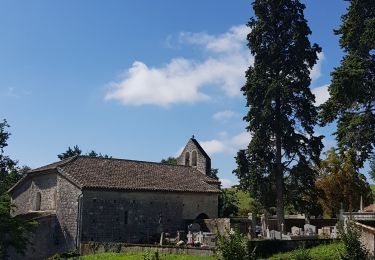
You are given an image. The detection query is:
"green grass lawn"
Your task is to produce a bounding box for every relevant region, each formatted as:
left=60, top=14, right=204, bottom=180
left=266, top=242, right=344, bottom=260
left=79, top=252, right=214, bottom=260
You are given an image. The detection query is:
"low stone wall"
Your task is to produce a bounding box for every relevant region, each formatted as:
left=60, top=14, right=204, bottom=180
left=80, top=242, right=214, bottom=257
left=355, top=221, right=375, bottom=256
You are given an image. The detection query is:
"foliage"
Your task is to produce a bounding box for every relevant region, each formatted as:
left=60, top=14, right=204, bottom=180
left=0, top=119, right=37, bottom=257
left=160, top=157, right=177, bottom=165
left=320, top=0, right=375, bottom=168
left=218, top=189, right=239, bottom=217
left=58, top=145, right=82, bottom=160
left=215, top=226, right=252, bottom=260
left=87, top=150, right=111, bottom=158
left=338, top=221, right=369, bottom=260
left=0, top=119, right=25, bottom=194
left=143, top=251, right=161, bottom=260
left=316, top=148, right=373, bottom=217
left=58, top=145, right=110, bottom=160
left=0, top=194, right=37, bottom=258
left=267, top=242, right=344, bottom=260
left=369, top=153, right=375, bottom=182
left=238, top=0, right=323, bottom=228
left=208, top=168, right=219, bottom=180
left=285, top=161, right=323, bottom=217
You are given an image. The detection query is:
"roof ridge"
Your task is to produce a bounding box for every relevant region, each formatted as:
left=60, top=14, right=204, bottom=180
left=190, top=138, right=210, bottom=160
left=76, top=155, right=192, bottom=168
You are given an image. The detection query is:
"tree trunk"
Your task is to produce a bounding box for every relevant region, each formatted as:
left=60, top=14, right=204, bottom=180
left=275, top=96, right=284, bottom=231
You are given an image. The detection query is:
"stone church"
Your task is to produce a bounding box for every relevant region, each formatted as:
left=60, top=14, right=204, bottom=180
left=9, top=137, right=220, bottom=259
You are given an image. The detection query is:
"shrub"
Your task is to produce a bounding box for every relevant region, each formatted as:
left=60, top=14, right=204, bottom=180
left=215, top=226, right=254, bottom=260
left=338, top=220, right=369, bottom=260
left=291, top=246, right=312, bottom=260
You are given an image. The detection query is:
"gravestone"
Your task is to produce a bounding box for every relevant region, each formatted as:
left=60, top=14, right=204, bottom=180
left=322, top=226, right=331, bottom=236
left=331, top=226, right=338, bottom=239
left=304, top=224, right=316, bottom=235
left=270, top=230, right=282, bottom=239
left=291, top=226, right=300, bottom=236
left=196, top=231, right=204, bottom=244
left=187, top=231, right=193, bottom=244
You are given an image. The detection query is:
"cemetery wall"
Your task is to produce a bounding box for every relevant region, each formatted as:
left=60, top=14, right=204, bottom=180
left=80, top=242, right=214, bottom=256
left=355, top=221, right=375, bottom=256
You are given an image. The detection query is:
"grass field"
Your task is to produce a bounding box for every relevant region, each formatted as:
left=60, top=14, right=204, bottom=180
left=266, top=242, right=344, bottom=260
left=79, top=252, right=215, bottom=260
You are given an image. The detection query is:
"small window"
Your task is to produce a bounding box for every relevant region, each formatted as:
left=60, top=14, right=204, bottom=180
left=192, top=150, right=197, bottom=166
left=185, top=152, right=190, bottom=166
left=124, top=211, right=128, bottom=225
left=52, top=190, right=57, bottom=209
left=35, top=192, right=41, bottom=211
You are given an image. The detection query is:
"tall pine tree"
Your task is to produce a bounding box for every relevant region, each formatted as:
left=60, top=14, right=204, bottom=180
left=320, top=0, right=375, bottom=167
left=238, top=0, right=323, bottom=229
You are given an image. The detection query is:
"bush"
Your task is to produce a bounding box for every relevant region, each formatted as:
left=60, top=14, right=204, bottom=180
left=268, top=242, right=344, bottom=260
left=215, top=226, right=254, bottom=260
left=338, top=220, right=369, bottom=260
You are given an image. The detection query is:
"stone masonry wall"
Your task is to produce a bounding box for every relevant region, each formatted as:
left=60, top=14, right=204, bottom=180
left=11, top=171, right=57, bottom=216
left=80, top=190, right=218, bottom=243
left=176, top=139, right=211, bottom=175
left=8, top=215, right=66, bottom=260
left=56, top=175, right=81, bottom=252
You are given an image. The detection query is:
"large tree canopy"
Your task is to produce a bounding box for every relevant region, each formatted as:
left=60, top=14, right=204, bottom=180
left=320, top=0, right=375, bottom=167
left=238, top=0, right=323, bottom=228
left=316, top=148, right=373, bottom=217
left=58, top=145, right=110, bottom=160
left=0, top=120, right=36, bottom=258
left=0, top=119, right=25, bottom=194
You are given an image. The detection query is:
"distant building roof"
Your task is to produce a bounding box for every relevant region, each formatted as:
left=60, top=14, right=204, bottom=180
left=12, top=156, right=220, bottom=194
left=364, top=204, right=375, bottom=212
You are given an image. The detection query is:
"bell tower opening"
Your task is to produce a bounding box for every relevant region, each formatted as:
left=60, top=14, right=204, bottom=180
left=192, top=150, right=197, bottom=166
left=185, top=152, right=190, bottom=166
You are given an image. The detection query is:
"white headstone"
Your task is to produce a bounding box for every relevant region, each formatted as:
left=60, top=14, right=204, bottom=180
left=291, top=226, right=300, bottom=236
left=196, top=231, right=204, bottom=244
left=304, top=224, right=316, bottom=235
left=187, top=231, right=193, bottom=244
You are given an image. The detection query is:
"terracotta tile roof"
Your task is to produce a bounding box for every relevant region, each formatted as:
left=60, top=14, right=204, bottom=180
left=31, top=156, right=220, bottom=193
left=364, top=204, right=375, bottom=212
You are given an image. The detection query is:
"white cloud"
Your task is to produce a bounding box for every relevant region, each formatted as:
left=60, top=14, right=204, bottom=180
left=213, top=110, right=236, bottom=121
left=310, top=52, right=325, bottom=82
left=200, top=131, right=251, bottom=156
left=174, top=132, right=251, bottom=157
left=312, top=84, right=330, bottom=106
left=105, top=25, right=252, bottom=107
left=179, top=25, right=249, bottom=54
left=220, top=178, right=238, bottom=189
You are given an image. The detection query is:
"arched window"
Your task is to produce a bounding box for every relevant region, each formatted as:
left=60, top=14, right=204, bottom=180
left=196, top=213, right=209, bottom=219
left=192, top=151, right=197, bottom=166
left=52, top=190, right=57, bottom=209
left=185, top=152, right=190, bottom=166
left=35, top=192, right=41, bottom=211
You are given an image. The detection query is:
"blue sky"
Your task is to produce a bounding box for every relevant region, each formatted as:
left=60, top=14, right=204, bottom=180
left=2, top=0, right=367, bottom=187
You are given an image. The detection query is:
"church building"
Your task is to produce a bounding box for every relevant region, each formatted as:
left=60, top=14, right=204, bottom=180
left=8, top=137, right=220, bottom=259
